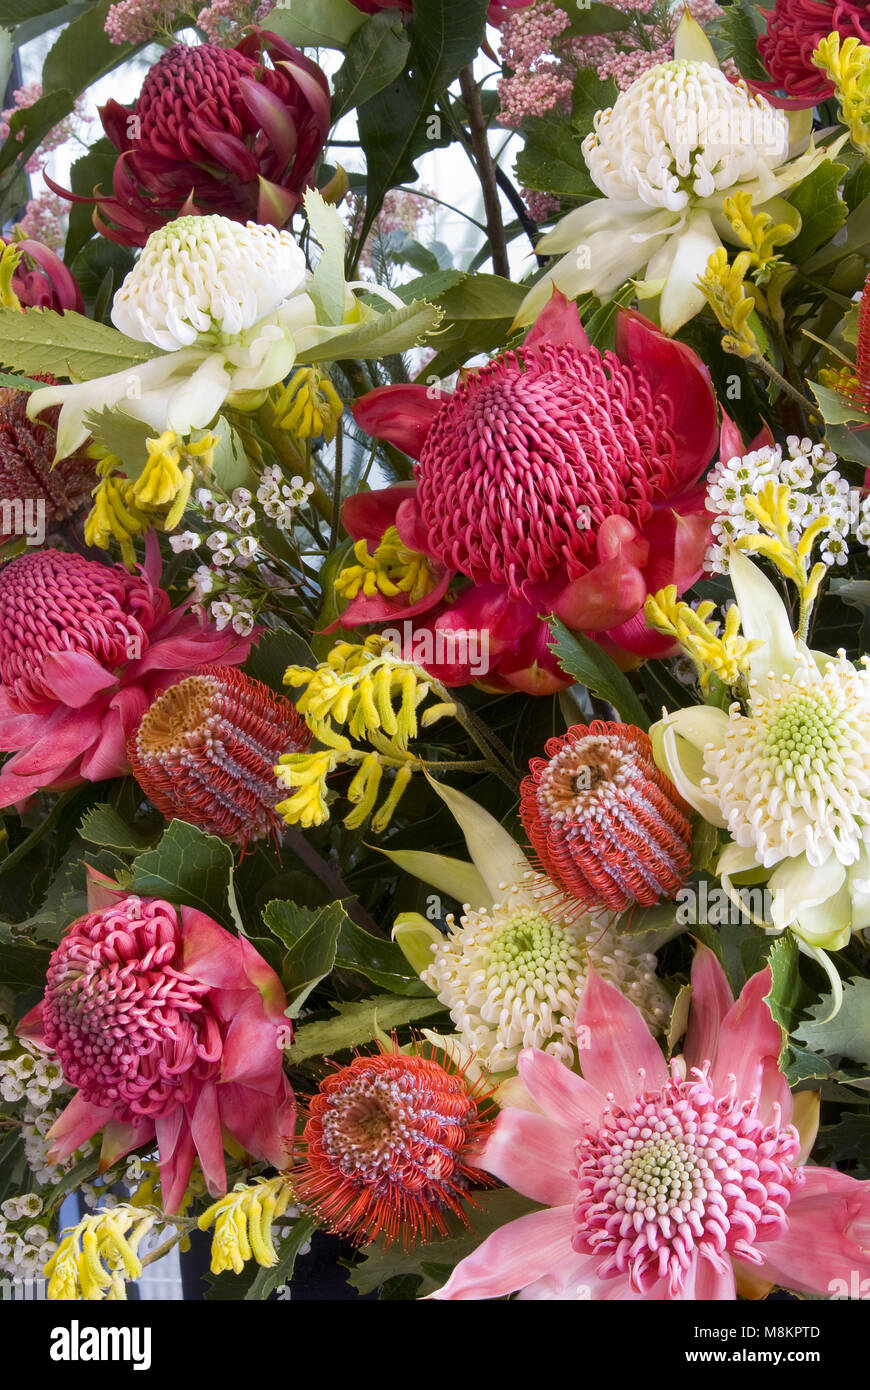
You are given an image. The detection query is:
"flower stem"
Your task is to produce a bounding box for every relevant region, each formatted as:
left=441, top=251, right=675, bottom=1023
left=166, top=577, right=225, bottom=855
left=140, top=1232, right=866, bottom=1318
left=457, top=66, right=509, bottom=279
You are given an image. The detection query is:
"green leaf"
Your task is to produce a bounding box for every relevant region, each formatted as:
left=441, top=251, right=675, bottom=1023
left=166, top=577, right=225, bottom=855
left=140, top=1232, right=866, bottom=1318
left=783, top=1040, right=838, bottom=1085
left=209, top=416, right=256, bottom=494
left=792, top=977, right=870, bottom=1065
left=825, top=419, right=870, bottom=468
left=262, top=899, right=343, bottom=1016
left=301, top=299, right=442, bottom=364
left=245, top=626, right=316, bottom=694
left=809, top=379, right=869, bottom=426
left=815, top=1114, right=870, bottom=1177
left=802, top=191, right=870, bottom=274
left=244, top=1217, right=317, bottom=1300
left=514, top=115, right=598, bottom=198
left=547, top=618, right=650, bottom=729
left=0, top=371, right=50, bottom=391
left=332, top=10, right=410, bottom=123
left=306, top=189, right=349, bottom=328
left=408, top=273, right=525, bottom=379
left=0, top=939, right=52, bottom=989
left=786, top=161, right=849, bottom=263
left=286, top=994, right=445, bottom=1063
left=0, top=0, right=77, bottom=22
left=356, top=0, right=489, bottom=244
left=265, top=0, right=366, bottom=50
left=83, top=407, right=153, bottom=470
left=78, top=804, right=156, bottom=856
left=0, top=307, right=157, bottom=380
left=711, top=0, right=768, bottom=80
left=70, top=235, right=134, bottom=319
left=336, top=916, right=432, bottom=996
left=64, top=137, right=120, bottom=265
left=0, top=89, right=74, bottom=177
left=764, top=933, right=801, bottom=1040
left=43, top=0, right=137, bottom=95
left=562, top=3, right=631, bottom=35
left=129, top=821, right=239, bottom=932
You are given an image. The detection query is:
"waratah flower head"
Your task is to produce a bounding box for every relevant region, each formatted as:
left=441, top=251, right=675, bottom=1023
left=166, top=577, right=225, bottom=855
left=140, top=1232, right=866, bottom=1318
left=1, top=235, right=83, bottom=312
left=293, top=1046, right=494, bottom=1246
left=19, top=894, right=295, bottom=1213
left=756, top=0, right=870, bottom=106
left=111, top=214, right=308, bottom=351
left=70, top=30, right=331, bottom=246
left=0, top=380, right=95, bottom=540
left=430, top=948, right=870, bottom=1300
left=421, top=877, right=670, bottom=1073
left=520, top=721, right=694, bottom=912
left=0, top=540, right=253, bottom=807
left=129, top=665, right=311, bottom=844
left=583, top=60, right=790, bottom=212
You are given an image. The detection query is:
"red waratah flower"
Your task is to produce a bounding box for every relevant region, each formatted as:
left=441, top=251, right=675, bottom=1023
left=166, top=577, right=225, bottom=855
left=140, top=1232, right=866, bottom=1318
left=54, top=29, right=330, bottom=246
left=520, top=721, right=693, bottom=913
left=293, top=1046, right=494, bottom=1246
left=0, top=535, right=253, bottom=807
left=756, top=0, right=870, bottom=107
left=0, top=379, right=95, bottom=541
left=128, top=665, right=311, bottom=844
left=430, top=948, right=870, bottom=1300
left=342, top=291, right=718, bottom=694
left=2, top=235, right=83, bottom=311
left=18, top=893, right=295, bottom=1212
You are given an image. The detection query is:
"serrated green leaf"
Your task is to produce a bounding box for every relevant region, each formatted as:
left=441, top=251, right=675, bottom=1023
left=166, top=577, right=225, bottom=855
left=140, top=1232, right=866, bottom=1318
left=129, top=821, right=239, bottom=932
left=83, top=407, right=152, bottom=471
left=78, top=804, right=156, bottom=855
left=336, top=916, right=432, bottom=995
left=331, top=10, right=410, bottom=123
left=286, top=994, right=445, bottom=1064
left=810, top=379, right=869, bottom=426
left=0, top=307, right=157, bottom=380
left=514, top=116, right=598, bottom=198
left=547, top=618, right=650, bottom=729
left=816, top=1113, right=870, bottom=1177
left=765, top=933, right=800, bottom=1042
left=262, top=899, right=344, bottom=1016
left=302, top=299, right=442, bottom=364
left=244, top=1217, right=317, bottom=1300
left=712, top=0, right=768, bottom=80
left=792, top=977, right=870, bottom=1064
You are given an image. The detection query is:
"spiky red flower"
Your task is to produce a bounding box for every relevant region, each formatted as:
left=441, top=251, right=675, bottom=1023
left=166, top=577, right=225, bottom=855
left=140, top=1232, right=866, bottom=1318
left=294, top=1048, right=494, bottom=1246
left=128, top=665, right=311, bottom=844
left=0, top=379, right=95, bottom=541
left=55, top=30, right=330, bottom=246
left=520, top=720, right=693, bottom=913
left=19, top=893, right=295, bottom=1212
left=756, top=0, right=870, bottom=107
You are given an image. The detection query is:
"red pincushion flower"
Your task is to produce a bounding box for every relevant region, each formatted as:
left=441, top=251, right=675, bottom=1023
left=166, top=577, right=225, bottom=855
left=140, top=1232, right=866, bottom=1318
left=520, top=720, right=693, bottom=913
left=19, top=894, right=295, bottom=1212
left=0, top=378, right=95, bottom=541
left=293, top=1047, right=494, bottom=1246
left=129, top=665, right=311, bottom=844
left=756, top=0, right=870, bottom=107
left=0, top=536, right=253, bottom=807
left=342, top=292, right=718, bottom=694
left=54, top=30, right=330, bottom=246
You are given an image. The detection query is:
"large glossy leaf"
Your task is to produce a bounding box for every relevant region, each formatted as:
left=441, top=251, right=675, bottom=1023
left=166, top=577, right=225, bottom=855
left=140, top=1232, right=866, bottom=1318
left=547, top=618, right=650, bottom=729
left=331, top=10, right=410, bottom=123
left=286, top=994, right=445, bottom=1063
left=130, top=821, right=240, bottom=932
left=262, top=899, right=344, bottom=1016
left=0, top=307, right=157, bottom=380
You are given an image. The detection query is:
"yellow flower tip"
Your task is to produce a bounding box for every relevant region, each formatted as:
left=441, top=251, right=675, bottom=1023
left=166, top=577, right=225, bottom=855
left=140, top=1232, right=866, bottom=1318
left=46, top=1207, right=158, bottom=1302
left=0, top=242, right=23, bottom=311
left=272, top=368, right=344, bottom=441
left=335, top=526, right=437, bottom=607
left=198, top=1178, right=293, bottom=1277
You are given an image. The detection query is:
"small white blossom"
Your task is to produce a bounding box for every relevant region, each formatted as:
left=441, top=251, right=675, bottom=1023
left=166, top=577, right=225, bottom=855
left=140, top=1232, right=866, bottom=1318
left=169, top=530, right=201, bottom=553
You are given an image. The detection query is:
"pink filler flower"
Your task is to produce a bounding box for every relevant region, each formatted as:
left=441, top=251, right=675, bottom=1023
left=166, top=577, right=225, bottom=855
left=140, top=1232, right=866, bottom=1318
left=431, top=945, right=870, bottom=1300
left=0, top=534, right=253, bottom=807
left=19, top=889, right=294, bottom=1212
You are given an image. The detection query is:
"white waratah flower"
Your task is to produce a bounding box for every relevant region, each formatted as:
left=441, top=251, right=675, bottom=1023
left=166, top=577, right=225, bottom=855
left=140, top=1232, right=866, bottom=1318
left=421, top=878, right=669, bottom=1073
left=514, top=11, right=842, bottom=335
left=652, top=547, right=870, bottom=983
left=111, top=216, right=308, bottom=351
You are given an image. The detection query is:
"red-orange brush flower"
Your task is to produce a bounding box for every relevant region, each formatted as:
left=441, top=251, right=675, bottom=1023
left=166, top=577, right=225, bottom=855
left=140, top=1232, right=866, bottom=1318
left=520, top=720, right=693, bottom=914
left=128, top=665, right=310, bottom=844
left=293, top=1047, right=495, bottom=1247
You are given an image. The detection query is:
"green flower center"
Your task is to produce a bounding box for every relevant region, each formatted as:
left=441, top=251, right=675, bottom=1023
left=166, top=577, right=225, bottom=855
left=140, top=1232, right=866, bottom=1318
left=488, top=912, right=575, bottom=978
left=763, top=692, right=847, bottom=777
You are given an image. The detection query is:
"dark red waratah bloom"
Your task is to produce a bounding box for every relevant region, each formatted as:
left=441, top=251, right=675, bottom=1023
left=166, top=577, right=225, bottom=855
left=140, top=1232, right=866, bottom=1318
left=2, top=236, right=83, bottom=311
left=293, top=1046, right=494, bottom=1247
left=0, top=378, right=95, bottom=541
left=0, top=535, right=253, bottom=807
left=756, top=0, right=870, bottom=107
left=342, top=291, right=718, bottom=694
left=19, top=894, right=295, bottom=1212
left=128, top=665, right=311, bottom=844
left=520, top=721, right=693, bottom=914
left=53, top=30, right=330, bottom=246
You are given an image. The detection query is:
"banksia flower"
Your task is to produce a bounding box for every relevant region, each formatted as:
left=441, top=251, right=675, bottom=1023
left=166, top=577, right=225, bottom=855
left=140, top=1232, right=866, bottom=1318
left=66, top=30, right=330, bottom=245
left=520, top=721, right=693, bottom=913
left=293, top=1047, right=494, bottom=1246
left=0, top=380, right=95, bottom=540
left=19, top=894, right=295, bottom=1213
left=129, top=665, right=311, bottom=844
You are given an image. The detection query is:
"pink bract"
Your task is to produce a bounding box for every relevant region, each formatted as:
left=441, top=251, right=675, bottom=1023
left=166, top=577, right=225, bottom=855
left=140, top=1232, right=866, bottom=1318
left=0, top=534, right=253, bottom=807
left=430, top=946, right=870, bottom=1300
left=343, top=292, right=718, bottom=692
left=18, top=895, right=294, bottom=1213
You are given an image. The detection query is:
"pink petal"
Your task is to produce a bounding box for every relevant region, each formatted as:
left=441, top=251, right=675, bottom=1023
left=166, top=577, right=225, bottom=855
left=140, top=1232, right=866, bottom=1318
left=155, top=1108, right=197, bottom=1214
left=238, top=932, right=287, bottom=1020
left=692, top=1257, right=737, bottom=1299
left=219, top=997, right=283, bottom=1092
left=523, top=288, right=591, bottom=353
left=753, top=1169, right=870, bottom=1297
left=597, top=612, right=678, bottom=661
left=478, top=1108, right=577, bottom=1206
left=516, top=1049, right=606, bottom=1132
left=40, top=650, right=118, bottom=706
left=99, top=1118, right=155, bottom=1170
left=47, top=1093, right=115, bottom=1163
left=575, top=968, right=669, bottom=1106
left=16, top=1000, right=46, bottom=1046
left=189, top=1081, right=226, bottom=1197
left=516, top=1252, right=607, bottom=1300
left=710, top=966, right=782, bottom=1104
left=684, top=943, right=734, bottom=1072
left=180, top=907, right=244, bottom=988
left=428, top=1205, right=576, bottom=1300
left=341, top=483, right=415, bottom=543
left=640, top=505, right=712, bottom=595
left=219, top=1078, right=295, bottom=1171
left=352, top=384, right=444, bottom=459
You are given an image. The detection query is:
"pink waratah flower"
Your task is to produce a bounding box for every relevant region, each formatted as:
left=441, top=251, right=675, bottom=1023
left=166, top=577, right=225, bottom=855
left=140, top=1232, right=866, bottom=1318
left=343, top=292, right=717, bottom=694
left=2, top=235, right=83, bottom=312
left=431, top=946, right=870, bottom=1300
left=0, top=534, right=253, bottom=807
left=19, top=893, right=295, bottom=1212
